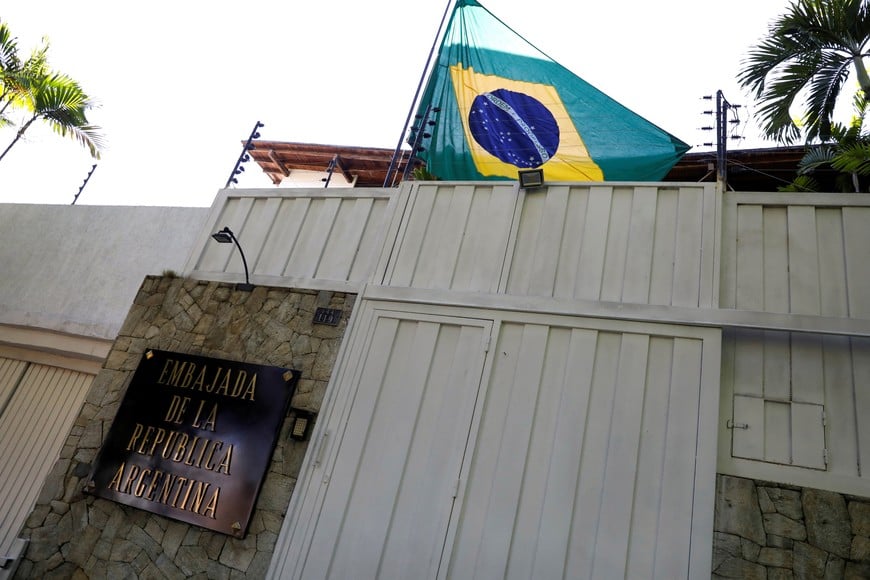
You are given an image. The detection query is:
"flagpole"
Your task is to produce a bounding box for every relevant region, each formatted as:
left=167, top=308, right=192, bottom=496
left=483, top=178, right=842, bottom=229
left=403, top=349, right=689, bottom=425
left=383, top=0, right=455, bottom=187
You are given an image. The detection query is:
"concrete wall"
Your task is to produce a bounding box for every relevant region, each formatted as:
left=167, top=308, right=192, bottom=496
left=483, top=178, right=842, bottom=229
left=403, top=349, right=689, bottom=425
left=0, top=205, right=208, bottom=339
left=15, top=276, right=354, bottom=579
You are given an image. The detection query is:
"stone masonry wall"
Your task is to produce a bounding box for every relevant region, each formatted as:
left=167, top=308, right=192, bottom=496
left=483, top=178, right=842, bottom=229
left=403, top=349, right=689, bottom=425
left=15, top=276, right=354, bottom=579
left=714, top=474, right=870, bottom=579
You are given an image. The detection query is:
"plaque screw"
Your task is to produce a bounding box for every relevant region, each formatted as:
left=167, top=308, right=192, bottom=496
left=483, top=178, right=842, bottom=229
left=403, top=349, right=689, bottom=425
left=145, top=350, right=154, bottom=359
left=232, top=522, right=241, bottom=530
left=283, top=371, right=294, bottom=382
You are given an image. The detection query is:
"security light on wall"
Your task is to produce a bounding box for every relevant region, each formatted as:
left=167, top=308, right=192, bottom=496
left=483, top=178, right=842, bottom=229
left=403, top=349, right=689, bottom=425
left=211, top=226, right=255, bottom=291
left=518, top=168, right=544, bottom=189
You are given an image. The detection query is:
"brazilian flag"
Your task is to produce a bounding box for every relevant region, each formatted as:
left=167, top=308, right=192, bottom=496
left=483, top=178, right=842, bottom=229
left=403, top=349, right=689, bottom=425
left=413, top=0, right=690, bottom=182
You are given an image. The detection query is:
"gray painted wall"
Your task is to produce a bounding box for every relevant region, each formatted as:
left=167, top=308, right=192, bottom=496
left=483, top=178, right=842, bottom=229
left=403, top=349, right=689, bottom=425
left=0, top=204, right=208, bottom=339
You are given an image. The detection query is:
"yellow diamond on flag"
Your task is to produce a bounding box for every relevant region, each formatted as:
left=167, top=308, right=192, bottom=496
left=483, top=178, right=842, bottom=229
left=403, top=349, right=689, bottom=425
left=449, top=64, right=604, bottom=181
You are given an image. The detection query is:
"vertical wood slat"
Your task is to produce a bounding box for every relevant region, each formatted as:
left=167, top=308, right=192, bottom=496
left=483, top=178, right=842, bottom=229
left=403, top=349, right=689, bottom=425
left=422, top=186, right=477, bottom=290
left=843, top=207, right=870, bottom=319
left=621, top=187, right=658, bottom=304
left=787, top=206, right=821, bottom=315
left=764, top=401, right=791, bottom=464
left=527, top=186, right=570, bottom=297
left=461, top=185, right=519, bottom=294
left=599, top=188, right=634, bottom=302
left=552, top=188, right=591, bottom=299
left=671, top=187, right=704, bottom=307
left=698, top=183, right=720, bottom=309
left=574, top=187, right=613, bottom=301
left=791, top=333, right=825, bottom=404
left=254, top=198, right=312, bottom=276
left=648, top=188, right=679, bottom=306
left=791, top=402, right=826, bottom=470
left=816, top=208, right=849, bottom=317
left=0, top=364, right=93, bottom=559
left=316, top=197, right=374, bottom=281
left=735, top=205, right=764, bottom=311
left=471, top=185, right=520, bottom=294
left=851, top=338, right=870, bottom=478
left=238, top=197, right=282, bottom=273
left=0, top=357, right=27, bottom=413
left=763, top=331, right=791, bottom=401
left=347, top=200, right=387, bottom=283
left=407, top=188, right=461, bottom=289
left=823, top=335, right=859, bottom=477
left=284, top=198, right=342, bottom=278
left=733, top=330, right=764, bottom=397
left=389, top=185, right=440, bottom=288
left=763, top=207, right=790, bottom=313
left=719, top=196, right=739, bottom=309
left=507, top=189, right=547, bottom=296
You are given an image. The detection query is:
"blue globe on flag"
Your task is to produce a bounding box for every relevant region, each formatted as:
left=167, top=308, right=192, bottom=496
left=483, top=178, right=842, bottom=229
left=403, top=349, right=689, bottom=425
left=467, top=88, right=560, bottom=169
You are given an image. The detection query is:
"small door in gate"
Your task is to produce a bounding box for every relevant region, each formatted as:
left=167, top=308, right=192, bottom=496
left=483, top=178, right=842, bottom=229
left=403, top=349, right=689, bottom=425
left=282, top=309, right=492, bottom=579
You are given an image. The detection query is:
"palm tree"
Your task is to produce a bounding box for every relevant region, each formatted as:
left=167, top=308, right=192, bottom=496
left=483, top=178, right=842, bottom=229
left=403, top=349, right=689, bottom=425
left=738, top=0, right=870, bottom=144
left=0, top=20, right=103, bottom=163
left=0, top=71, right=103, bottom=162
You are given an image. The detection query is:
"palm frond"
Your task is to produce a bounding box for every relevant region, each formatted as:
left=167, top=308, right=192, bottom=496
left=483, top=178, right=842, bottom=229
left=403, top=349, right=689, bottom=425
left=0, top=21, right=19, bottom=73
left=803, top=52, right=853, bottom=140
left=830, top=142, right=870, bottom=174
left=797, top=144, right=835, bottom=173
left=778, top=174, right=820, bottom=192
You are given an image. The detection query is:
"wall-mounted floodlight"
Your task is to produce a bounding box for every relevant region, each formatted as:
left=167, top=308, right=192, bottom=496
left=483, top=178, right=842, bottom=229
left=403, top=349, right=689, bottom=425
left=211, top=226, right=254, bottom=291
left=518, top=168, right=545, bottom=189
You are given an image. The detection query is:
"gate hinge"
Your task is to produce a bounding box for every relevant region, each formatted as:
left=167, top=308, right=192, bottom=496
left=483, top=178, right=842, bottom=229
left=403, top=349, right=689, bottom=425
left=727, top=419, right=749, bottom=430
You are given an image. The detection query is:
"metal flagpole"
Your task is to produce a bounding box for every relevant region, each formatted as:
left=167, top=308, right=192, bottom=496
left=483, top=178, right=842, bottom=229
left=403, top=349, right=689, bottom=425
left=383, top=0, right=455, bottom=187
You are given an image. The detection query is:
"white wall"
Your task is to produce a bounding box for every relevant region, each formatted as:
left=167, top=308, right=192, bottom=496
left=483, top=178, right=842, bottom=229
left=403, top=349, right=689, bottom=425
left=0, top=204, right=208, bottom=340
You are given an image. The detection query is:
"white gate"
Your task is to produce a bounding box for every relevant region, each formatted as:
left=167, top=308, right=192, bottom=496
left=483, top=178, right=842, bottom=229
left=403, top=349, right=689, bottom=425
left=268, top=304, right=720, bottom=579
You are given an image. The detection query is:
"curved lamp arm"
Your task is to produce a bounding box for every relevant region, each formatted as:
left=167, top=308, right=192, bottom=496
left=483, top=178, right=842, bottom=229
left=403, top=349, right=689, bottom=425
left=211, top=226, right=254, bottom=291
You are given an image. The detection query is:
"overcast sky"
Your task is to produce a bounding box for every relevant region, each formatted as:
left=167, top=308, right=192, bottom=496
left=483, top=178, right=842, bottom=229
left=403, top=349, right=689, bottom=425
left=0, top=0, right=800, bottom=207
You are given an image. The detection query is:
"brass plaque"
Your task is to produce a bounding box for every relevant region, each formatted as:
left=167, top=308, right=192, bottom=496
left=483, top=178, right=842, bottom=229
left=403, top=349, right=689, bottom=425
left=87, top=350, right=299, bottom=537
